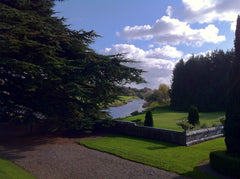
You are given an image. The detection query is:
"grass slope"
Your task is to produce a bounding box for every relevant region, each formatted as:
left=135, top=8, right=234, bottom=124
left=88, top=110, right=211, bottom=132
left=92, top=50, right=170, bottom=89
left=0, top=158, right=35, bottom=179
left=124, top=108, right=224, bottom=131
left=79, top=135, right=226, bottom=178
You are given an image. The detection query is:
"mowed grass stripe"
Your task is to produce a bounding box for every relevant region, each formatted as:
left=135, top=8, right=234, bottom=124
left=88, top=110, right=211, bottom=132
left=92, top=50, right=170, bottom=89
left=79, top=135, right=225, bottom=178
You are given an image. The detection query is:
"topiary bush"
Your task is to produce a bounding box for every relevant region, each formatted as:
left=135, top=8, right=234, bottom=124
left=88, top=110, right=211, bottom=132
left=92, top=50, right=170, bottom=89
left=144, top=111, right=153, bottom=127
left=188, top=105, right=199, bottom=126
left=210, top=150, right=240, bottom=177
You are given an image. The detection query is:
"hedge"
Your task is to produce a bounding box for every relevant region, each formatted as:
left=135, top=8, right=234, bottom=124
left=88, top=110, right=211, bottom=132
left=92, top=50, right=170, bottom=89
left=210, top=150, right=240, bottom=177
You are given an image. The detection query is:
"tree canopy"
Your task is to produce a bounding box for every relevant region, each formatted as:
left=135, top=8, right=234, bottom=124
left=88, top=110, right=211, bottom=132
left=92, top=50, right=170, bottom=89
left=145, top=84, right=170, bottom=105
left=0, top=0, right=145, bottom=131
left=170, top=50, right=234, bottom=112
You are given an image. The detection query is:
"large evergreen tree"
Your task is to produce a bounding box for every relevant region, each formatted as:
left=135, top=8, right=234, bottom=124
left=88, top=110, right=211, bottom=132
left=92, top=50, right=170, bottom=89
left=170, top=50, right=234, bottom=112
left=225, top=15, right=240, bottom=154
left=0, top=0, right=145, bottom=131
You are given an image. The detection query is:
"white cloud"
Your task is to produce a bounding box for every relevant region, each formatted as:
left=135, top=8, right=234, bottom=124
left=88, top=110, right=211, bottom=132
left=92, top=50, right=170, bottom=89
left=117, top=15, right=225, bottom=46
left=182, top=0, right=240, bottom=31
left=102, top=44, right=183, bottom=88
left=166, top=6, right=173, bottom=17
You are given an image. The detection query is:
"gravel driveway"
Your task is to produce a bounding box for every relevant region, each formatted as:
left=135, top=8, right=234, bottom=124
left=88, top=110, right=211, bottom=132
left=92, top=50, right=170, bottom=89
left=0, top=134, right=185, bottom=179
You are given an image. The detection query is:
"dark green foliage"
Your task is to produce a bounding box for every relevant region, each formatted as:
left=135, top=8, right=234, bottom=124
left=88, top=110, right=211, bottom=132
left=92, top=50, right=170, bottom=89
left=188, top=106, right=199, bottom=126
left=130, top=110, right=139, bottom=116
left=0, top=0, right=145, bottom=131
left=120, top=86, right=152, bottom=99
left=131, top=119, right=143, bottom=126
left=225, top=15, right=240, bottom=154
left=144, top=111, right=153, bottom=127
left=210, top=151, right=240, bottom=177
left=170, top=50, right=234, bottom=112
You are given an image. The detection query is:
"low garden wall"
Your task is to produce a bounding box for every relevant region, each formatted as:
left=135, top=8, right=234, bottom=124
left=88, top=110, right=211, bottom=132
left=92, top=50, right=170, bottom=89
left=110, top=120, right=224, bottom=146
left=186, top=126, right=224, bottom=146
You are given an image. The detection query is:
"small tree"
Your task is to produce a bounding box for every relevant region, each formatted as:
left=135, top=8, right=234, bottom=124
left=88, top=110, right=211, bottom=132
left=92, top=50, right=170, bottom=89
left=188, top=105, right=199, bottom=126
left=144, top=111, right=153, bottom=127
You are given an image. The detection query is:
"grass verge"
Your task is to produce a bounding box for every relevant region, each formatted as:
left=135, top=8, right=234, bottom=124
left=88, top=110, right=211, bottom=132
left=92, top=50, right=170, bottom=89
left=0, top=158, right=35, bottom=179
left=79, top=135, right=226, bottom=178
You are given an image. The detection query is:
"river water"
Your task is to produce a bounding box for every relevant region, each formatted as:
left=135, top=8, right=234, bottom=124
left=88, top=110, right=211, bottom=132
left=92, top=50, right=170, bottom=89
left=107, top=99, right=146, bottom=119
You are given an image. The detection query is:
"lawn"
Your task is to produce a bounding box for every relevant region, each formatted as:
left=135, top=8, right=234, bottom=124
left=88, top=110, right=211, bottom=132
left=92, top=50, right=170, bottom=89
left=123, top=107, right=224, bottom=131
left=79, top=135, right=226, bottom=178
left=0, top=158, right=35, bottom=179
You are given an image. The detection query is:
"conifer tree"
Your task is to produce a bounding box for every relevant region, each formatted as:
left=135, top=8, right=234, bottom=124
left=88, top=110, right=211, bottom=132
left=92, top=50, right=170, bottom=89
left=188, top=105, right=199, bottom=126
left=0, top=0, right=145, bottom=131
left=225, top=15, right=240, bottom=154
left=144, top=111, right=153, bottom=127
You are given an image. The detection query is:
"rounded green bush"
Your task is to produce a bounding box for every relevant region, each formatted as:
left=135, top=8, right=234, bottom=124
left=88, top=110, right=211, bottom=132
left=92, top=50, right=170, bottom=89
left=210, top=150, right=240, bottom=177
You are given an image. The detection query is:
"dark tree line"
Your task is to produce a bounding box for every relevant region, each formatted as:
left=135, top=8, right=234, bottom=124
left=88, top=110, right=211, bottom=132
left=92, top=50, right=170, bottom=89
left=225, top=15, right=240, bottom=154
left=0, top=0, right=145, bottom=131
left=170, top=49, right=234, bottom=112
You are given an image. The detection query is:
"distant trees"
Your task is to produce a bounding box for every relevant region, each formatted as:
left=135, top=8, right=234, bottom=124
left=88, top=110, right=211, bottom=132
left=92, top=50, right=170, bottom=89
left=170, top=50, right=234, bottom=112
left=0, top=0, right=145, bottom=131
left=146, top=84, right=170, bottom=105
left=225, top=15, right=240, bottom=154
left=144, top=111, right=153, bottom=127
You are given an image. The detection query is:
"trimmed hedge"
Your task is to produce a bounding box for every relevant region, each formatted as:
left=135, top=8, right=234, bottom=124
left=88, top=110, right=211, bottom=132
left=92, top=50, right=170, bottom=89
left=210, top=150, right=240, bottom=177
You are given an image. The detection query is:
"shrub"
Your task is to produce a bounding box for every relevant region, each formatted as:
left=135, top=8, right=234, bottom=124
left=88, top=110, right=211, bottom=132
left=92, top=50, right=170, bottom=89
left=188, top=105, right=199, bottom=126
left=218, top=116, right=226, bottom=125
left=131, top=110, right=139, bottom=116
left=131, top=119, right=143, bottom=126
left=210, top=150, right=240, bottom=177
left=200, top=123, right=208, bottom=129
left=144, top=111, right=153, bottom=127
left=176, top=118, right=193, bottom=131
left=212, top=123, right=218, bottom=127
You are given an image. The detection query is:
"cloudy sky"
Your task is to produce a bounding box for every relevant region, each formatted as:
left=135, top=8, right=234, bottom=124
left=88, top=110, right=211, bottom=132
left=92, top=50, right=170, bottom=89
left=54, top=0, right=240, bottom=89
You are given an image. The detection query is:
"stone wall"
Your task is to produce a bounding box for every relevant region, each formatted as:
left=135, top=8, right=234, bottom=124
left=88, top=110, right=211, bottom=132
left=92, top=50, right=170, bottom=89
left=110, top=120, right=186, bottom=145
left=110, top=120, right=224, bottom=146
left=186, top=126, right=224, bottom=146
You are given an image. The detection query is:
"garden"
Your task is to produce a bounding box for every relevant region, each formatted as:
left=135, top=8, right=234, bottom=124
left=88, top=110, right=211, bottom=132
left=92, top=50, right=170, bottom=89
left=122, top=106, right=224, bottom=131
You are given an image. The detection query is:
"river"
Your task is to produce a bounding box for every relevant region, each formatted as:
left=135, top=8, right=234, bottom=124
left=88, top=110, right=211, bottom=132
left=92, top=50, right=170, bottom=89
left=107, top=99, right=146, bottom=119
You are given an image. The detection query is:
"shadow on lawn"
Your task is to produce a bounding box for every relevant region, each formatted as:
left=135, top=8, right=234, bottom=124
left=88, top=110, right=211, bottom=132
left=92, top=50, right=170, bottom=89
left=182, top=166, right=229, bottom=179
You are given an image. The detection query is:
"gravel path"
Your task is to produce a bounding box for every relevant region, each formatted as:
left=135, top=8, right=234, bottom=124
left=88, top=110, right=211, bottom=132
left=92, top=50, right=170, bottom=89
left=0, top=135, right=185, bottom=179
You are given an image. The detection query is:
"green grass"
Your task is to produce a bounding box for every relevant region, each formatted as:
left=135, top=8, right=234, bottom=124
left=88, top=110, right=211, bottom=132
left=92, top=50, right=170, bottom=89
left=124, top=107, right=224, bottom=131
left=0, top=158, right=36, bottom=179
left=79, top=135, right=226, bottom=178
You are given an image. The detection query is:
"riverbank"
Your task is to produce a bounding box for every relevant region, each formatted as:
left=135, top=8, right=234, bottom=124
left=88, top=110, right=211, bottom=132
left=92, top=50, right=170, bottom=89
left=109, top=96, right=139, bottom=107
left=107, top=99, right=146, bottom=119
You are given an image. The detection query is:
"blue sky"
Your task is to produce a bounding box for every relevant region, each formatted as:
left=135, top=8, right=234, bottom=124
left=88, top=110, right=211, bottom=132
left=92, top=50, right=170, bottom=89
left=54, top=0, right=240, bottom=89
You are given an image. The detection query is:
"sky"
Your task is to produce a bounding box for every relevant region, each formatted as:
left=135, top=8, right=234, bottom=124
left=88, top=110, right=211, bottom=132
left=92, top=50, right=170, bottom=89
left=54, top=0, right=240, bottom=89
